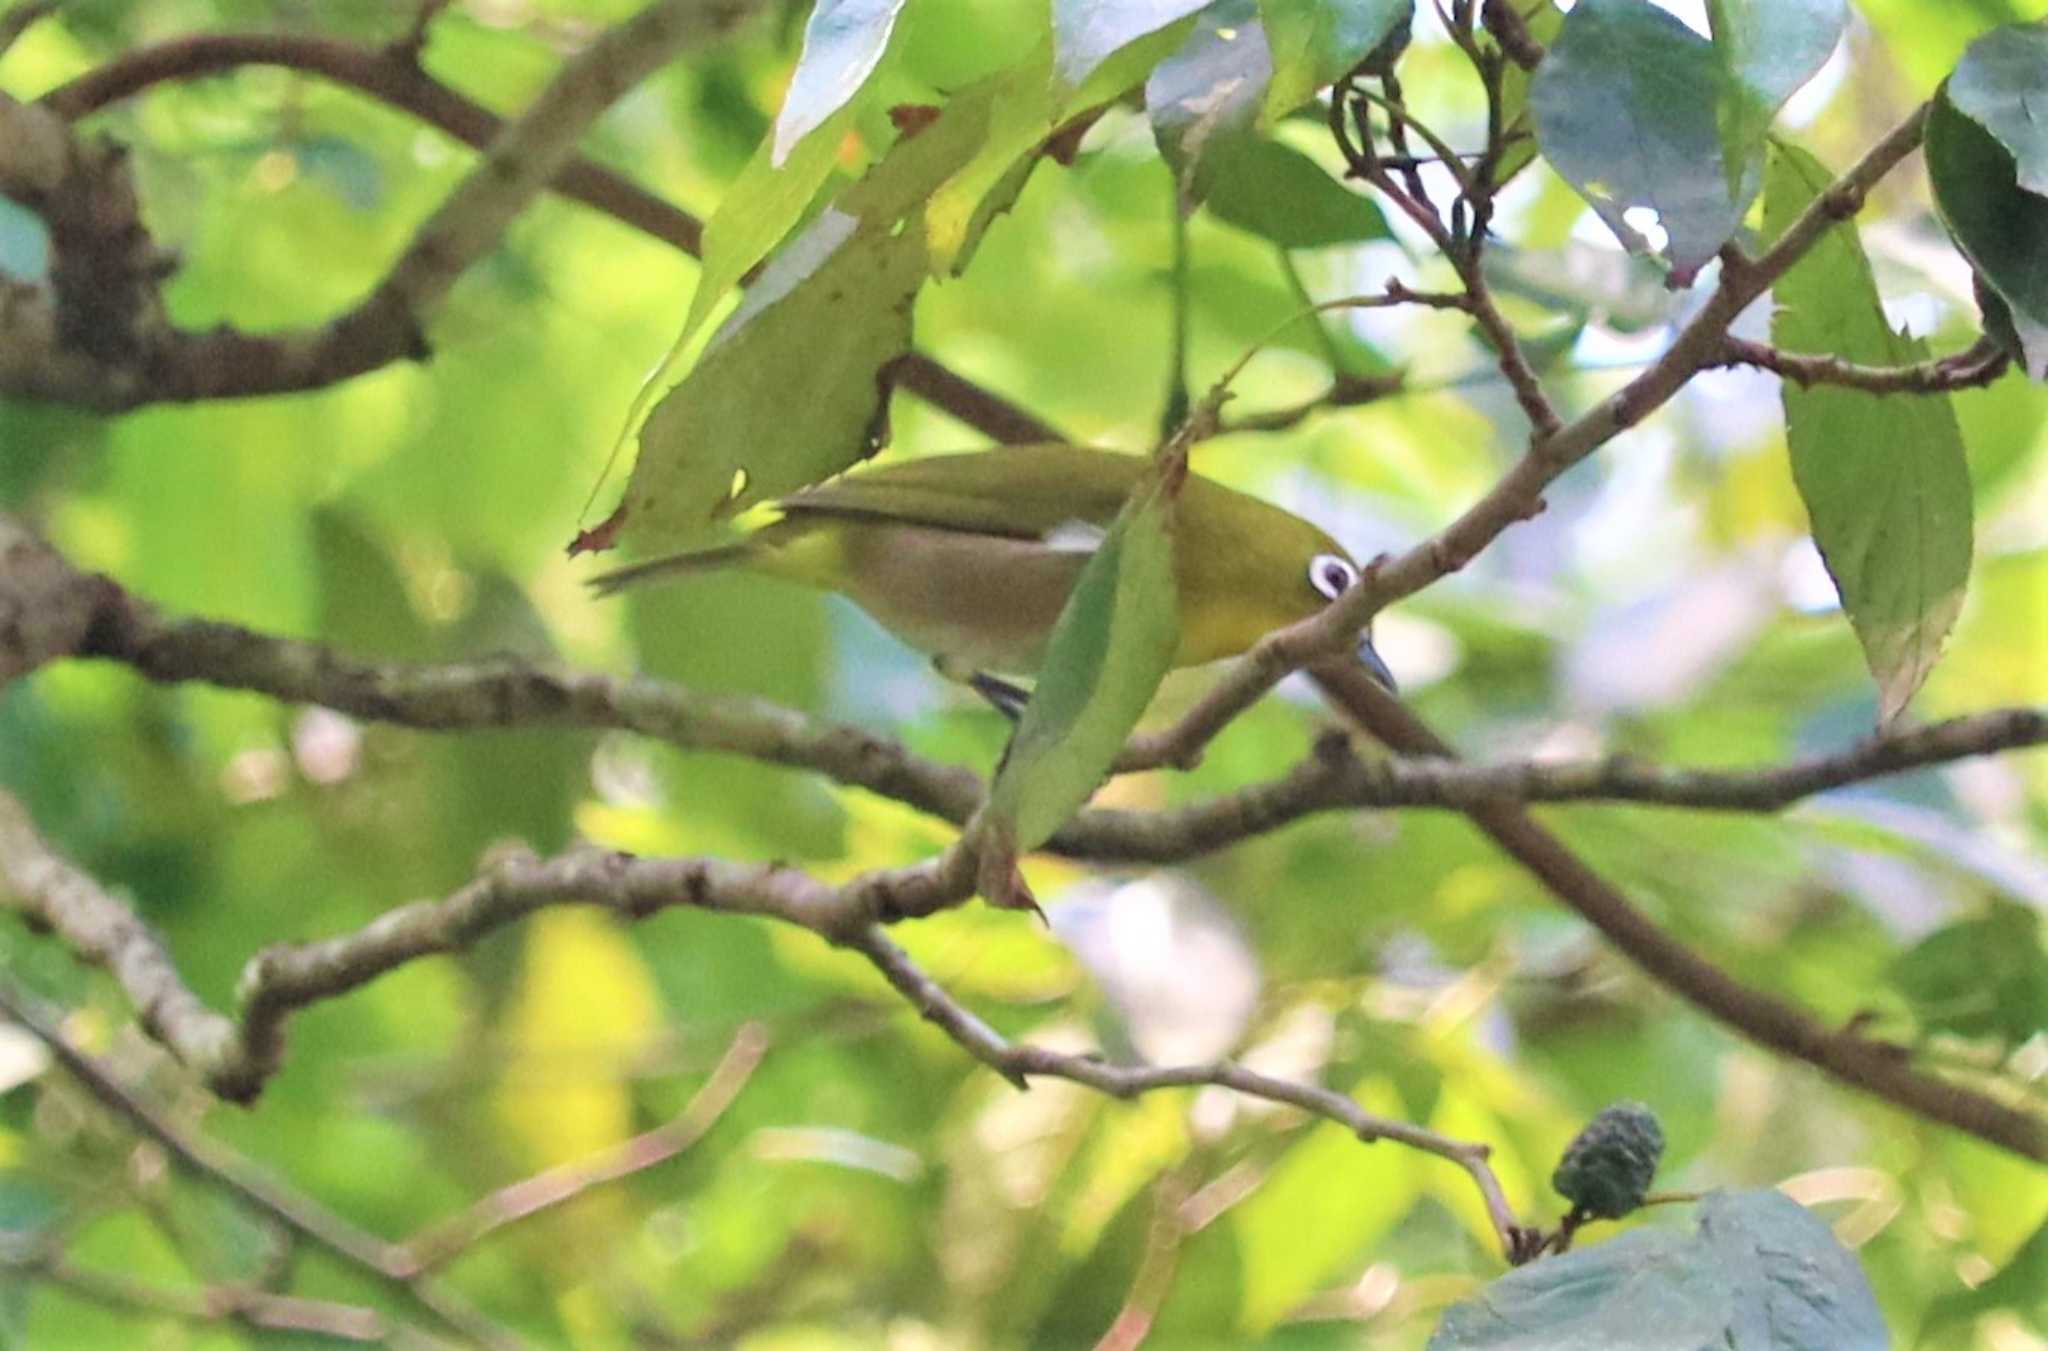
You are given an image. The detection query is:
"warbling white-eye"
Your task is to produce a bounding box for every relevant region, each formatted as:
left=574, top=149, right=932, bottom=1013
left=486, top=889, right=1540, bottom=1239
left=589, top=444, right=1396, bottom=693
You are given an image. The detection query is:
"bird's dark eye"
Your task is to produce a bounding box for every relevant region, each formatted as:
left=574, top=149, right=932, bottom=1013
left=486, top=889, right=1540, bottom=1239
left=1309, top=553, right=1358, bottom=601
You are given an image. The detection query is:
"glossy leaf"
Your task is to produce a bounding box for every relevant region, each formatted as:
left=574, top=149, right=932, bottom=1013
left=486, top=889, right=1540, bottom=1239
left=1706, top=0, right=1846, bottom=198
left=1926, top=85, right=2048, bottom=380
left=1200, top=134, right=1392, bottom=246
left=1766, top=141, right=1972, bottom=723
left=1053, top=0, right=1210, bottom=88
left=1258, top=0, right=1413, bottom=122
left=1431, top=1189, right=1888, bottom=1350
left=1945, top=23, right=2048, bottom=196
left=985, top=461, right=1183, bottom=853
left=771, top=0, right=911, bottom=165
left=1530, top=0, right=1750, bottom=280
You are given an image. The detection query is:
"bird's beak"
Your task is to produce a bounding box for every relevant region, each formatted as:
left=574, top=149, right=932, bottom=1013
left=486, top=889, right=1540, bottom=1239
left=1355, top=631, right=1397, bottom=692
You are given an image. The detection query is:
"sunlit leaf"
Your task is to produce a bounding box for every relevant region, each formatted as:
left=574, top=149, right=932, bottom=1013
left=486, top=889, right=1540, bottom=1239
left=1765, top=141, right=1972, bottom=723
left=1705, top=0, right=1846, bottom=198
left=1053, top=0, right=1210, bottom=89
left=1258, top=0, right=1413, bottom=123
left=1530, top=0, right=1751, bottom=281
left=984, top=460, right=1183, bottom=854
left=772, top=0, right=910, bottom=165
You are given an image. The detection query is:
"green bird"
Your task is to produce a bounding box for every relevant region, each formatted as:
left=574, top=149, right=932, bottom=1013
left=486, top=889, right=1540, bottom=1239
left=589, top=444, right=1395, bottom=696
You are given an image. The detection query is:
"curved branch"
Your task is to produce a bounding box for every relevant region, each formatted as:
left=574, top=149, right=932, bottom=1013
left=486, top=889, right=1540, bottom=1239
left=39, top=29, right=1061, bottom=444
left=1715, top=333, right=2012, bottom=393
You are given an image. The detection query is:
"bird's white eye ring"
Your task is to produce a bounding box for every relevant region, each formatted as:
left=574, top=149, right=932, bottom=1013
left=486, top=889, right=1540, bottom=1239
left=1309, top=553, right=1359, bottom=601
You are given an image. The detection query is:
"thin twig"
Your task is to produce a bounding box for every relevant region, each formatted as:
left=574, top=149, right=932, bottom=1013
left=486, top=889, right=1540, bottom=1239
left=1715, top=333, right=2011, bottom=393
left=847, top=925, right=1537, bottom=1256
left=399, top=1022, right=769, bottom=1273
left=4, top=1251, right=392, bottom=1344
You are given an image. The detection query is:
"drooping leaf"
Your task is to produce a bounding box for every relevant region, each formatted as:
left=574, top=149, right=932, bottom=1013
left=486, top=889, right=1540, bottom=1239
left=771, top=0, right=911, bottom=166
left=1053, top=0, right=1210, bottom=89
left=1430, top=1189, right=1888, bottom=1350
left=1945, top=23, right=2048, bottom=196
left=924, top=42, right=1060, bottom=274
left=1926, top=84, right=2048, bottom=380
left=1765, top=141, right=1973, bottom=723
left=1258, top=0, right=1413, bottom=123
left=1199, top=134, right=1392, bottom=246
left=1888, top=901, right=2048, bottom=1045
left=610, top=91, right=1006, bottom=549
left=1705, top=0, right=1847, bottom=198
left=1529, top=0, right=1751, bottom=281
left=984, top=459, right=1183, bottom=855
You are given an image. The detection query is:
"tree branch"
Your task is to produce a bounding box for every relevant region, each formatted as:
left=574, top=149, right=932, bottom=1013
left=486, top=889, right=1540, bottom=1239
left=2, top=1251, right=391, bottom=1345
left=846, top=925, right=1537, bottom=1259
left=39, top=28, right=1062, bottom=445
left=1714, top=333, right=2012, bottom=393
left=1309, top=659, right=2047, bottom=1164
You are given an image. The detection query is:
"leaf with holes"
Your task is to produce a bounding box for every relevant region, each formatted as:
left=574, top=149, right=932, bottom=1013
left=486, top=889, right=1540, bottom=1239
left=1530, top=0, right=1750, bottom=281
left=772, top=0, right=911, bottom=165
left=1766, top=141, right=1972, bottom=724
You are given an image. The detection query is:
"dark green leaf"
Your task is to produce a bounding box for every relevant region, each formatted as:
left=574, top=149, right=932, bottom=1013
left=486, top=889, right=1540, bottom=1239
left=1766, top=141, right=1972, bottom=723
left=1888, top=901, right=2048, bottom=1044
left=1200, top=134, right=1392, bottom=247
left=1258, top=0, right=1414, bottom=122
left=1430, top=1189, right=1888, bottom=1350
left=1946, top=23, right=2048, bottom=196
left=772, top=0, right=911, bottom=164
left=1054, top=0, right=1210, bottom=88
left=1530, top=0, right=1750, bottom=280
left=1706, top=0, right=1846, bottom=198
left=1147, top=0, right=1272, bottom=200
left=1927, top=86, right=2048, bottom=379
left=985, top=462, right=1182, bottom=852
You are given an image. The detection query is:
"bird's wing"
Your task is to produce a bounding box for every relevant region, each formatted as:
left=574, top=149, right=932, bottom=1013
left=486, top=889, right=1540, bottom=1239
left=776, top=446, right=1145, bottom=540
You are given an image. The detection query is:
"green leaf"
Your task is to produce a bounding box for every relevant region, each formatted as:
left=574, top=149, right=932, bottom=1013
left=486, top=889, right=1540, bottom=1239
left=984, top=461, right=1183, bottom=853
left=1053, top=0, right=1210, bottom=89
left=1888, top=901, right=2048, bottom=1045
left=1530, top=0, right=1751, bottom=281
left=1706, top=0, right=1846, bottom=199
left=1765, top=141, right=1972, bottom=723
left=1147, top=0, right=1271, bottom=200
left=1945, top=23, right=2048, bottom=197
left=1496, top=0, right=1564, bottom=185
left=1258, top=0, right=1413, bottom=123
left=771, top=0, right=911, bottom=165
left=612, top=93, right=1005, bottom=548
left=1199, top=134, right=1392, bottom=247
left=1926, top=84, right=2048, bottom=379
left=1430, top=1189, right=1888, bottom=1350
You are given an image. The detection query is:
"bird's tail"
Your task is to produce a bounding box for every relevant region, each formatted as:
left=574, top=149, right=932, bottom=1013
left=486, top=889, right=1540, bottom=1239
left=585, top=541, right=756, bottom=597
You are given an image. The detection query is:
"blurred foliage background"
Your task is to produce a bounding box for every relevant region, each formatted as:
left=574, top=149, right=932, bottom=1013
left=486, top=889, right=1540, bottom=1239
left=0, top=0, right=2044, bottom=1346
